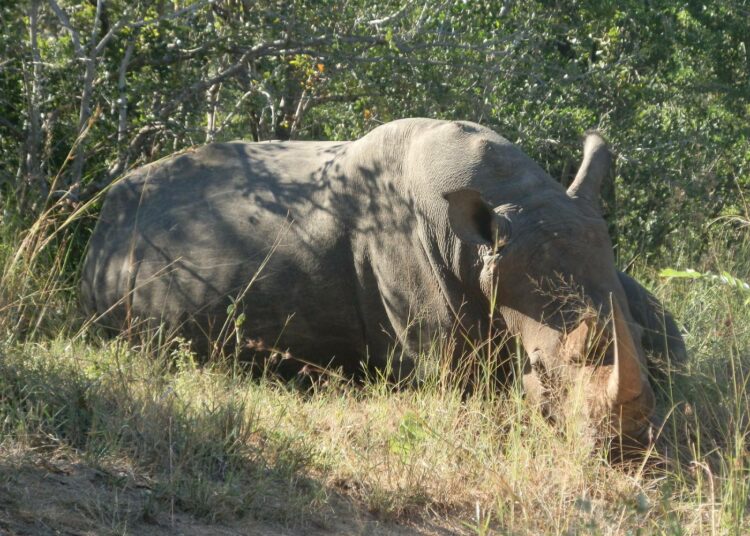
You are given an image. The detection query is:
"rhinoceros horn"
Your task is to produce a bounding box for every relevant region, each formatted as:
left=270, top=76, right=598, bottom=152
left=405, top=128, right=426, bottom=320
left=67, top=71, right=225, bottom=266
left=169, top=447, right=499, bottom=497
left=607, top=299, right=644, bottom=404
left=567, top=132, right=611, bottom=210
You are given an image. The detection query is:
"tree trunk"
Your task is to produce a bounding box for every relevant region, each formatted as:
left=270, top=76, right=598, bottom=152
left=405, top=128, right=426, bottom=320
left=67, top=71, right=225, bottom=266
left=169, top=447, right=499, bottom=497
left=25, top=0, right=44, bottom=200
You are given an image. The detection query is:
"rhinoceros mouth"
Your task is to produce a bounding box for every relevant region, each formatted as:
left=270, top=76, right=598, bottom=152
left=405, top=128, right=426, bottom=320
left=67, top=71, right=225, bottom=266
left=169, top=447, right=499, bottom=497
left=605, top=419, right=661, bottom=463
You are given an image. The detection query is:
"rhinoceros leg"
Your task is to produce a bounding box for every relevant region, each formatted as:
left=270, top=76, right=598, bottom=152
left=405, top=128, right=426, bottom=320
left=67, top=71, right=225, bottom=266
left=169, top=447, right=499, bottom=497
left=617, top=271, right=687, bottom=380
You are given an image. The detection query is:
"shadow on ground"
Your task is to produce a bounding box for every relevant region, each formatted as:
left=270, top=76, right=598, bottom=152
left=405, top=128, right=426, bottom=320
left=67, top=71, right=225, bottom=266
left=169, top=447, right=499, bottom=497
left=0, top=450, right=462, bottom=536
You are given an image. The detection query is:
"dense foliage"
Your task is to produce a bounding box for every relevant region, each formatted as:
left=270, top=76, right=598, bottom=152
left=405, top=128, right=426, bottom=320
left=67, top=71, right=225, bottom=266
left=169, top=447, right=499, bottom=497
left=1, top=0, right=749, bottom=260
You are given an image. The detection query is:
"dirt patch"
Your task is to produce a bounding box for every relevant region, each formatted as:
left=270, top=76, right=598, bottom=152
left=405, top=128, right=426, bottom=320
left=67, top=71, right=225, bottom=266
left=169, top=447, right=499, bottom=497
left=0, top=449, right=462, bottom=535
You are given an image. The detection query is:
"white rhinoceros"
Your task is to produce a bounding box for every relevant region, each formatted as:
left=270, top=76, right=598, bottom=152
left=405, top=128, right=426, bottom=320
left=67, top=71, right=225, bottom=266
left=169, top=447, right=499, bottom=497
left=82, top=118, right=669, bottom=447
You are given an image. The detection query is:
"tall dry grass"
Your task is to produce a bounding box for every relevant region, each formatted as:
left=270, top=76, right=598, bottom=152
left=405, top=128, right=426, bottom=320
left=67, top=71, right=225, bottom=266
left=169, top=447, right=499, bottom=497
left=0, top=197, right=748, bottom=534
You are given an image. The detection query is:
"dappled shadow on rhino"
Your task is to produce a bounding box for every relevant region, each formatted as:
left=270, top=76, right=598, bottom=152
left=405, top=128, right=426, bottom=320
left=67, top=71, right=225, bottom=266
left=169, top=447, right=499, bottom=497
left=81, top=118, right=687, bottom=457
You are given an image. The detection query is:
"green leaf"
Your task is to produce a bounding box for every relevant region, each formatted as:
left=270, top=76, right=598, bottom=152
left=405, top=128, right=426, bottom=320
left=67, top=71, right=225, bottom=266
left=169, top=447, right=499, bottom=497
left=659, top=268, right=702, bottom=279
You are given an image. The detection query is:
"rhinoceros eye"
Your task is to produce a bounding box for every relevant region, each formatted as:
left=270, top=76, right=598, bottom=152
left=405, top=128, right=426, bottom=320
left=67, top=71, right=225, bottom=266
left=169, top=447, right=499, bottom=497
left=530, top=356, right=549, bottom=380
left=493, top=205, right=514, bottom=246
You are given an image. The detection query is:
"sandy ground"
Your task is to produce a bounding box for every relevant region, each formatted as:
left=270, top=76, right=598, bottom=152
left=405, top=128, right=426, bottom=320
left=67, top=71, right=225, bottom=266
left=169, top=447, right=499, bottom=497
left=0, top=451, right=462, bottom=536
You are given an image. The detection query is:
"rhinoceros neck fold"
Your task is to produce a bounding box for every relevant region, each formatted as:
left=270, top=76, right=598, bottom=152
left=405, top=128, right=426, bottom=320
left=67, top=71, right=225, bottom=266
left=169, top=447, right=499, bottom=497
left=333, top=120, right=509, bottom=352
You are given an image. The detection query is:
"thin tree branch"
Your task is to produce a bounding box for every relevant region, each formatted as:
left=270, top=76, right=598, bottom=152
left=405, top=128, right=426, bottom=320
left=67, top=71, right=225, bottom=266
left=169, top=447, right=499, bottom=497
left=129, top=0, right=210, bottom=30
left=88, top=0, right=104, bottom=49
left=288, top=89, right=309, bottom=139
left=26, top=0, right=45, bottom=198
left=368, top=1, right=415, bottom=27
left=47, top=0, right=84, bottom=58
left=215, top=88, right=257, bottom=135
left=110, top=39, right=135, bottom=178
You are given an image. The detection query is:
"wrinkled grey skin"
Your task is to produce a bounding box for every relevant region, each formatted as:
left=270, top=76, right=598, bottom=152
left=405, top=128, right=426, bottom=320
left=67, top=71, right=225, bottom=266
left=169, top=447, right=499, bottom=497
left=81, top=118, right=657, bottom=444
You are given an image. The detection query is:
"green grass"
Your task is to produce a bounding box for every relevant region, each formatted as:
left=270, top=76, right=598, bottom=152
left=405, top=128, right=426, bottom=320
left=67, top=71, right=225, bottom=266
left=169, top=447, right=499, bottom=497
left=0, top=210, right=748, bottom=534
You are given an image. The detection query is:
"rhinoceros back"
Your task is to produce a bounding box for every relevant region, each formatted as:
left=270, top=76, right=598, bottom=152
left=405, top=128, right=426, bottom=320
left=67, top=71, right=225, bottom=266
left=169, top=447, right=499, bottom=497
left=80, top=140, right=382, bottom=369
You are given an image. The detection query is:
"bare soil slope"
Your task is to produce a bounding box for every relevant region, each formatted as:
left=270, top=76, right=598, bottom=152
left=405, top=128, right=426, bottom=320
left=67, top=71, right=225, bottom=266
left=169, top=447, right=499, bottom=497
left=0, top=449, right=460, bottom=536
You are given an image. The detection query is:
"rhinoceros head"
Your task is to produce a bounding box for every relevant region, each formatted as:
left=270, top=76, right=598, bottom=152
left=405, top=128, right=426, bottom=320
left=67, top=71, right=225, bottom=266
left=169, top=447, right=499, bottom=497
left=445, top=132, right=655, bottom=449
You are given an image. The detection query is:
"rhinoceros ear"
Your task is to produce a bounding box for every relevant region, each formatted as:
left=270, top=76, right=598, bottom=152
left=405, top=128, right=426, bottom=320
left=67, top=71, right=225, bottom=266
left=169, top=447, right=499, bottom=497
left=444, top=189, right=507, bottom=246
left=567, top=131, right=612, bottom=211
